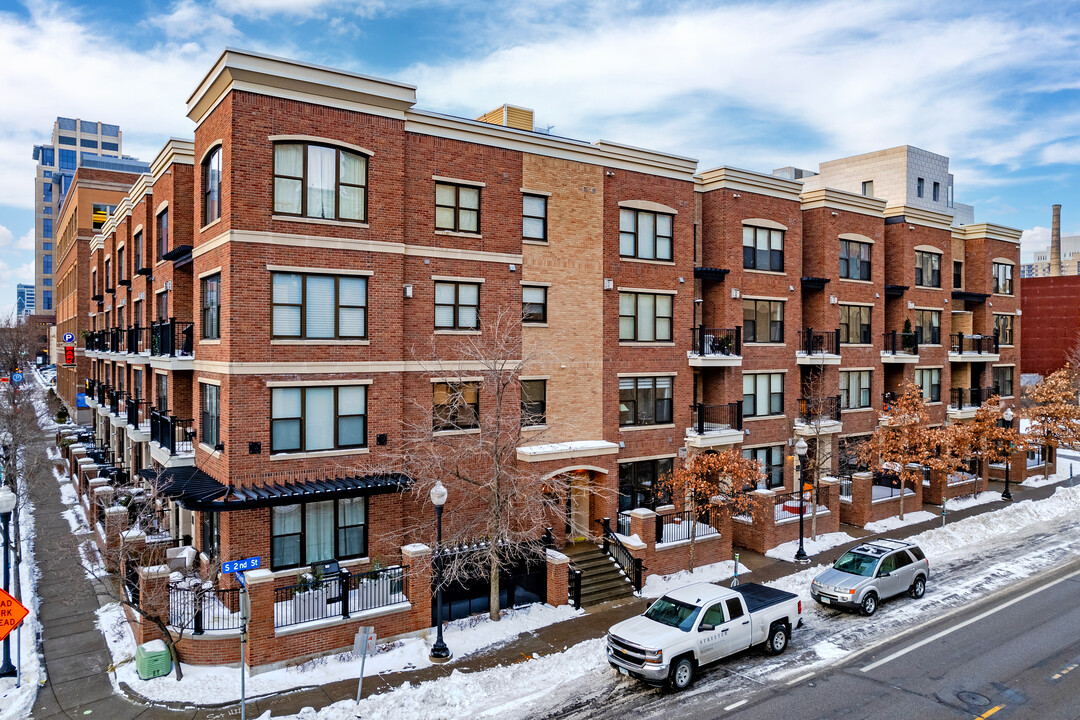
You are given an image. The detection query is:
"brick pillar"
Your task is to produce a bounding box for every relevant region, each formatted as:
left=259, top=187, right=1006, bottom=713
left=627, top=508, right=657, bottom=579
left=135, top=564, right=171, bottom=645
left=401, top=543, right=433, bottom=637
left=103, top=504, right=128, bottom=572
left=819, top=478, right=841, bottom=534
left=849, top=472, right=873, bottom=528
left=244, top=568, right=275, bottom=670
left=750, top=489, right=775, bottom=554
left=544, top=549, right=570, bottom=608
left=75, top=458, right=96, bottom=498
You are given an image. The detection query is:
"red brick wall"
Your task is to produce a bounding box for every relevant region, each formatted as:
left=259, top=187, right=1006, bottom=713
left=1020, top=276, right=1080, bottom=376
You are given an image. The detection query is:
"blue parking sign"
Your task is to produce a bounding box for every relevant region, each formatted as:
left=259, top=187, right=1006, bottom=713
left=11, top=373, right=23, bottom=383
left=63, top=333, right=75, bottom=343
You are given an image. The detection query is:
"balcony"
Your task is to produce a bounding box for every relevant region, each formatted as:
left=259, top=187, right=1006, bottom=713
left=881, top=331, right=919, bottom=364
left=794, top=395, right=843, bottom=435
left=685, top=402, right=744, bottom=449
left=948, top=386, right=993, bottom=420
left=126, top=325, right=151, bottom=360
left=85, top=330, right=108, bottom=356
left=149, top=408, right=196, bottom=468
left=85, top=379, right=99, bottom=408
left=688, top=326, right=741, bottom=367
left=949, top=333, right=999, bottom=362
left=796, top=329, right=841, bottom=365
left=126, top=397, right=152, bottom=441
left=150, top=319, right=195, bottom=370
left=108, top=327, right=123, bottom=354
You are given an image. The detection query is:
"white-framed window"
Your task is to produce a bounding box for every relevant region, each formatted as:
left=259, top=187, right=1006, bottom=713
left=618, top=377, right=673, bottom=427
left=523, top=195, right=547, bottom=241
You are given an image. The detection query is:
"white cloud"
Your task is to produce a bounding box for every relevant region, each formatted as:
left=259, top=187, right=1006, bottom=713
left=145, top=0, right=239, bottom=42
left=0, top=225, right=33, bottom=251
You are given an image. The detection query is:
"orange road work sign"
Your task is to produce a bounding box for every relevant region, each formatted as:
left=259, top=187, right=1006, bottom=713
left=0, top=587, right=28, bottom=642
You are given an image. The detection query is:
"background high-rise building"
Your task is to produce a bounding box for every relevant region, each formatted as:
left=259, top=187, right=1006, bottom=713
left=31, top=117, right=150, bottom=317
left=16, top=283, right=34, bottom=318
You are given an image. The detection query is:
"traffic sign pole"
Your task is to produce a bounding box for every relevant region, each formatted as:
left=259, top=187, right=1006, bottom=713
left=224, top=561, right=258, bottom=720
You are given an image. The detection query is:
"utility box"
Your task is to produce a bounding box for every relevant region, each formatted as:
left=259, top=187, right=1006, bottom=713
left=135, top=640, right=173, bottom=680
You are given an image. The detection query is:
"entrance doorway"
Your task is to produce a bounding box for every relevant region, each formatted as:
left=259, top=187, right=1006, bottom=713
left=565, top=471, right=591, bottom=542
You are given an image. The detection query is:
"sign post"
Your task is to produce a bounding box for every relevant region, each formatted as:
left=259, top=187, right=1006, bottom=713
left=354, top=626, right=376, bottom=704
left=222, top=558, right=260, bottom=720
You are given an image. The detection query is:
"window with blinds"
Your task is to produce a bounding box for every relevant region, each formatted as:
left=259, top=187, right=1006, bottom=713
left=271, top=272, right=367, bottom=339
left=270, top=385, right=367, bottom=453
left=743, top=373, right=784, bottom=417
left=619, top=376, right=673, bottom=426
left=273, top=143, right=367, bottom=222
left=270, top=497, right=368, bottom=570
left=435, top=282, right=480, bottom=330
left=618, top=292, right=673, bottom=342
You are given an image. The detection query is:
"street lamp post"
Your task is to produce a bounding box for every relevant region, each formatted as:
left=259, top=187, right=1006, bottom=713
left=429, top=481, right=452, bottom=663
left=0, top=484, right=17, bottom=678
left=1002, top=407, right=1015, bottom=501
left=794, top=438, right=809, bottom=564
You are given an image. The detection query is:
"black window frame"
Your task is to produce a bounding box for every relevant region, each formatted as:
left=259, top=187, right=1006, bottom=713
left=915, top=251, right=941, bottom=288
left=743, top=445, right=784, bottom=489
left=156, top=209, right=169, bottom=261
left=914, top=367, right=941, bottom=403
left=932, top=181, right=941, bottom=202
left=953, top=260, right=963, bottom=289
left=269, top=384, right=368, bottom=454
left=993, top=366, right=1013, bottom=397
left=133, top=230, right=143, bottom=272
left=522, top=285, right=547, bottom=324
left=271, top=272, right=369, bottom=340
left=272, top=142, right=369, bottom=223
left=523, top=194, right=547, bottom=241
left=743, top=372, right=784, bottom=418
left=917, top=177, right=925, bottom=198
left=914, top=309, right=941, bottom=345
left=201, top=511, right=220, bottom=560
left=434, top=182, right=481, bottom=234
left=201, top=382, right=220, bottom=449
left=994, top=314, right=1014, bottom=345
left=742, top=299, right=784, bottom=343
left=993, top=263, right=1014, bottom=295
left=839, top=370, right=871, bottom=409
left=434, top=281, right=481, bottom=331
left=270, top=497, right=369, bottom=571
left=742, top=225, right=785, bottom=272
left=203, top=146, right=222, bottom=226
left=839, top=239, right=871, bottom=281
left=838, top=304, right=872, bottom=344
left=618, top=376, right=674, bottom=427
left=433, top=381, right=480, bottom=432
left=521, top=379, right=547, bottom=427
left=618, top=291, right=674, bottom=342
left=202, top=273, right=221, bottom=340
left=619, top=208, right=674, bottom=261
left=618, top=458, right=674, bottom=512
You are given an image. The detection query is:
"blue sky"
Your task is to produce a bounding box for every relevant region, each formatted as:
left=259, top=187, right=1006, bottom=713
left=2, top=0, right=1080, bottom=316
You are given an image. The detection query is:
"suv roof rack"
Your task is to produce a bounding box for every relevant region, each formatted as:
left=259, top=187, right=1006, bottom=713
left=867, top=538, right=914, bottom=550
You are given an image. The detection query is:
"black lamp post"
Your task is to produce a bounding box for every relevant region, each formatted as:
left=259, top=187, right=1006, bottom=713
left=429, top=480, right=452, bottom=663
left=1002, top=407, right=1015, bottom=501
left=0, top=483, right=17, bottom=678
left=794, top=438, right=809, bottom=564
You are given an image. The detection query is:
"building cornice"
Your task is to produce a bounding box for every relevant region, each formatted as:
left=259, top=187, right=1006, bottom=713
left=951, top=222, right=1023, bottom=244
left=150, top=139, right=195, bottom=180
left=695, top=166, right=802, bottom=201
left=799, top=187, right=887, bottom=217
left=883, top=205, right=954, bottom=231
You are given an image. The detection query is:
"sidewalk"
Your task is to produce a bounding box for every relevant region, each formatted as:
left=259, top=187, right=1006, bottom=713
left=33, top=436, right=1076, bottom=718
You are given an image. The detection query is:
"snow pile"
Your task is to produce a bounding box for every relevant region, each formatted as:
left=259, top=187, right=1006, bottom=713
left=862, top=511, right=937, bottom=533
left=764, top=532, right=856, bottom=561
left=642, top=559, right=751, bottom=598
left=101, top=601, right=582, bottom=705
left=944, top=491, right=1003, bottom=512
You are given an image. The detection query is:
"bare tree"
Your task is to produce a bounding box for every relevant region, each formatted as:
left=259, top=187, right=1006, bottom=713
left=399, top=306, right=565, bottom=621
left=1025, top=367, right=1080, bottom=478
left=797, top=368, right=833, bottom=540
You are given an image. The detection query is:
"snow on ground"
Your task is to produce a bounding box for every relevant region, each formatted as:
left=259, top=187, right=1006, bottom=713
left=101, top=600, right=583, bottom=705
left=61, top=503, right=90, bottom=535
left=59, top=481, right=77, bottom=506
left=764, top=532, right=855, bottom=561
left=641, top=559, right=751, bottom=598
left=862, top=511, right=937, bottom=533
left=944, top=491, right=1004, bottom=512
left=1021, top=447, right=1080, bottom=488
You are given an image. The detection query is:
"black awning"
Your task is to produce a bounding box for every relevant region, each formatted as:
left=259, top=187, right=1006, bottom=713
left=800, top=276, right=830, bottom=290
left=162, top=244, right=193, bottom=261
left=141, top=467, right=411, bottom=512
left=952, top=290, right=989, bottom=304
left=694, top=267, right=730, bottom=281
left=884, top=284, right=908, bottom=297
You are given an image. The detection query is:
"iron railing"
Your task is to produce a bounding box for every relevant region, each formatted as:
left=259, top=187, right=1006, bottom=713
left=151, top=318, right=195, bottom=358
left=690, top=326, right=741, bottom=357
left=949, top=386, right=994, bottom=410
left=950, top=333, right=999, bottom=355
left=568, top=566, right=582, bottom=610
left=96, top=383, right=108, bottom=406
left=771, top=485, right=833, bottom=523
left=689, top=402, right=743, bottom=435
left=882, top=331, right=919, bottom=356
left=150, top=409, right=195, bottom=454
left=655, top=509, right=719, bottom=544
left=169, top=584, right=243, bottom=633
left=85, top=378, right=96, bottom=396
left=798, top=395, right=841, bottom=423
left=107, top=388, right=122, bottom=416
left=126, top=325, right=151, bottom=354
left=108, top=327, right=123, bottom=354
left=273, top=565, right=407, bottom=629
left=597, top=517, right=643, bottom=591
left=126, top=397, right=150, bottom=428
left=798, top=329, right=840, bottom=356
left=85, top=331, right=106, bottom=352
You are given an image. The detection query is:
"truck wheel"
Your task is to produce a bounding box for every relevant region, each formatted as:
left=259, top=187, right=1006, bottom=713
left=669, top=657, right=694, bottom=690
left=909, top=576, right=926, bottom=599
left=765, top=624, right=789, bottom=655
left=861, top=592, right=878, bottom=616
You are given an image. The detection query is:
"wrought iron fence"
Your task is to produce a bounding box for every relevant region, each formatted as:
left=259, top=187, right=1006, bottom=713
left=690, top=326, right=741, bottom=357
left=169, top=583, right=244, bottom=632
left=798, top=328, right=840, bottom=356
left=689, top=402, right=743, bottom=435
left=568, top=567, right=582, bottom=610
left=882, top=330, right=919, bottom=356
left=770, top=485, right=832, bottom=523
left=655, top=509, right=719, bottom=544
left=798, top=395, right=841, bottom=423
left=151, top=318, right=195, bottom=358
left=597, top=518, right=643, bottom=591
left=273, top=565, right=407, bottom=629
left=949, top=386, right=993, bottom=410
left=950, top=333, right=999, bottom=354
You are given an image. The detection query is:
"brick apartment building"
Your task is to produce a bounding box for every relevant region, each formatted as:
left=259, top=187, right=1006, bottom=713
left=59, top=49, right=1022, bottom=670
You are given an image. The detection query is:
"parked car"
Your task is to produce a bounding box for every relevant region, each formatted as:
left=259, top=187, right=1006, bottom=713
left=606, top=582, right=802, bottom=690
left=811, top=538, right=929, bottom=616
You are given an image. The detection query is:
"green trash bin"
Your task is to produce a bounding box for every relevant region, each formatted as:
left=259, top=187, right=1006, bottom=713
left=135, top=640, right=173, bottom=680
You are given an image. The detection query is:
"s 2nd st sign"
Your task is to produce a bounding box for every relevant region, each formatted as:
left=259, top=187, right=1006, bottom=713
left=222, top=557, right=261, bottom=574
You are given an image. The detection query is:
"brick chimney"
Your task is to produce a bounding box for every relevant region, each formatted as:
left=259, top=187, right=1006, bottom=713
left=1051, top=204, right=1062, bottom=277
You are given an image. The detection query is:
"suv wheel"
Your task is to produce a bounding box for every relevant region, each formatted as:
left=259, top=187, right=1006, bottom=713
left=861, top=592, right=878, bottom=616
left=669, top=657, right=694, bottom=690
left=765, top=624, right=789, bottom=655
left=909, top=575, right=926, bottom=599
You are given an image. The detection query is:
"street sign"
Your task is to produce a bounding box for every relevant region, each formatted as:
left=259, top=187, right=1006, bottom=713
left=63, top=333, right=75, bottom=343
left=354, top=626, right=376, bottom=704
left=0, top=587, right=28, bottom=642
left=65, top=346, right=75, bottom=365
left=222, top=556, right=261, bottom=574
left=10, top=373, right=22, bottom=384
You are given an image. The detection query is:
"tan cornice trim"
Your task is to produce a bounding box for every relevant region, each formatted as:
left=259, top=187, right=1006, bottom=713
left=269, top=134, right=374, bottom=157
left=743, top=217, right=788, bottom=231
left=838, top=232, right=875, bottom=244
left=619, top=199, right=678, bottom=215
left=150, top=139, right=195, bottom=180
left=800, top=187, right=887, bottom=217
left=696, top=166, right=802, bottom=201
left=883, top=205, right=954, bottom=230
left=952, top=222, right=1023, bottom=244
left=192, top=359, right=507, bottom=374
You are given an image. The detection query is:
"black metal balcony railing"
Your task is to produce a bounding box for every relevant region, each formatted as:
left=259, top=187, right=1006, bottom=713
left=126, top=397, right=151, bottom=428
left=96, top=383, right=108, bottom=406
left=108, top=327, right=123, bottom=353
left=126, top=325, right=151, bottom=354
left=151, top=409, right=195, bottom=455
left=798, top=395, right=842, bottom=423
left=882, top=331, right=919, bottom=356
left=689, top=402, right=743, bottom=435
left=151, top=319, right=195, bottom=358
left=950, top=387, right=994, bottom=410
left=690, top=326, right=741, bottom=357
left=798, top=329, right=840, bottom=356
left=950, top=333, right=999, bottom=355
left=85, top=330, right=107, bottom=352
left=85, top=378, right=96, bottom=397
left=108, top=388, right=122, bottom=416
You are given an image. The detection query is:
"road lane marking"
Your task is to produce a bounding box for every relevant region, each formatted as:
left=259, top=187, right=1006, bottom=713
left=861, top=565, right=1080, bottom=672
left=1051, top=662, right=1077, bottom=680
left=786, top=672, right=814, bottom=685
left=976, top=706, right=1003, bottom=719
left=724, top=699, right=747, bottom=711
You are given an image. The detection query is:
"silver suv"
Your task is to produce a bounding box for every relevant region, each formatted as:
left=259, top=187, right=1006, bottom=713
left=810, top=539, right=929, bottom=616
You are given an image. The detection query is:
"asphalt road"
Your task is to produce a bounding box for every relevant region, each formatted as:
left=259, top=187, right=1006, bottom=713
left=713, top=556, right=1080, bottom=720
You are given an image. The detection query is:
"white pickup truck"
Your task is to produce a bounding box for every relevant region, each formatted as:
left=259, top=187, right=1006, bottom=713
left=606, top=582, right=802, bottom=690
